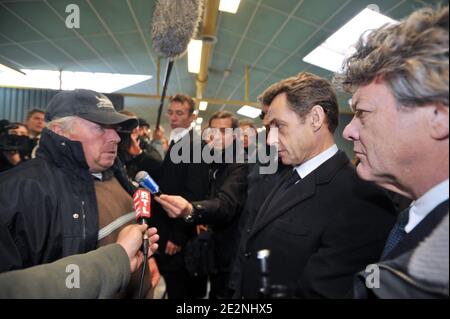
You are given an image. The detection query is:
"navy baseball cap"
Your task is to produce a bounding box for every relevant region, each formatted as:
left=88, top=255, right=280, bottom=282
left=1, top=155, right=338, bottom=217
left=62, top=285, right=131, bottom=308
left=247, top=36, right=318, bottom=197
left=45, top=89, right=137, bottom=130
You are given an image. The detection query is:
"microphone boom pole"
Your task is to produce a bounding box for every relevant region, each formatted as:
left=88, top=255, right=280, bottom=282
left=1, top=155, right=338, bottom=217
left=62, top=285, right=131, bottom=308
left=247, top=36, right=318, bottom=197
left=155, top=59, right=174, bottom=130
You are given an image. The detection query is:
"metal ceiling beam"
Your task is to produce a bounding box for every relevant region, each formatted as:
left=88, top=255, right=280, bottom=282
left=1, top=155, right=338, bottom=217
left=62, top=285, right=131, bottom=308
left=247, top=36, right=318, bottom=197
left=196, top=0, right=220, bottom=100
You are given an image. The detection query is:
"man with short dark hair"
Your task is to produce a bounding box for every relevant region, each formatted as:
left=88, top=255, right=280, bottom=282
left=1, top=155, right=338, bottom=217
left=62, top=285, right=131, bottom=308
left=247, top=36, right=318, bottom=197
left=151, top=93, right=210, bottom=299
left=156, top=111, right=248, bottom=299
left=231, top=72, right=396, bottom=299
left=25, top=108, right=45, bottom=139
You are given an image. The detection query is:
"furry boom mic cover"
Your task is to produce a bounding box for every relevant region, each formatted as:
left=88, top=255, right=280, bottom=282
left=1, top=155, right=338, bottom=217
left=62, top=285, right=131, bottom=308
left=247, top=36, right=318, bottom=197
left=151, top=0, right=204, bottom=60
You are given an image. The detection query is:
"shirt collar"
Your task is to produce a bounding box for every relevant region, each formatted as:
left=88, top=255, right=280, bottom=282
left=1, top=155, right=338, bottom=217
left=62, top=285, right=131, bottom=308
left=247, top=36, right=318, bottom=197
left=169, top=127, right=190, bottom=144
left=405, top=179, right=449, bottom=233
left=92, top=173, right=103, bottom=181
left=294, top=144, right=339, bottom=179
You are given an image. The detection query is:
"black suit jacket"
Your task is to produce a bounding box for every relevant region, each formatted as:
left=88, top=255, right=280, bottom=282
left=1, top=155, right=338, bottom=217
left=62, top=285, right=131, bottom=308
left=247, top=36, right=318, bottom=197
left=151, top=130, right=210, bottom=271
left=383, top=199, right=449, bottom=261
left=233, top=151, right=396, bottom=299
left=193, top=162, right=248, bottom=272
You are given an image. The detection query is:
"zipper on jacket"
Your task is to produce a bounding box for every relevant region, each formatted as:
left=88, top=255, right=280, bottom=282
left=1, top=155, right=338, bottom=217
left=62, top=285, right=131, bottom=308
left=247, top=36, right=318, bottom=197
left=81, top=200, right=87, bottom=251
left=378, top=263, right=448, bottom=296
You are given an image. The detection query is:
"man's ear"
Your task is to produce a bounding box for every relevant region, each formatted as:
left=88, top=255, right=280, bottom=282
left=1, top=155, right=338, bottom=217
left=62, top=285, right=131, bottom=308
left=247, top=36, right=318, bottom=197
left=309, top=105, right=326, bottom=132
left=50, top=124, right=63, bottom=135
left=50, top=124, right=69, bottom=138
left=430, top=103, right=449, bottom=140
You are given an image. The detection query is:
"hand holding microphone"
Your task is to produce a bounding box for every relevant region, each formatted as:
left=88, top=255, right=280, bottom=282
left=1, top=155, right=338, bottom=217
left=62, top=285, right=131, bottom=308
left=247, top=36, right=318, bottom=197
left=154, top=194, right=193, bottom=219
left=133, top=187, right=155, bottom=298
left=116, top=224, right=159, bottom=273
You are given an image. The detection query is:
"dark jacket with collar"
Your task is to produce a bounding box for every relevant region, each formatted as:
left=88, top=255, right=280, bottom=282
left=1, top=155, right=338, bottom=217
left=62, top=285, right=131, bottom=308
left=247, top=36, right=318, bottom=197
left=0, top=128, right=131, bottom=272
left=381, top=200, right=449, bottom=261
left=150, top=129, right=210, bottom=271
left=354, top=211, right=449, bottom=299
left=190, top=143, right=249, bottom=273
left=232, top=151, right=396, bottom=299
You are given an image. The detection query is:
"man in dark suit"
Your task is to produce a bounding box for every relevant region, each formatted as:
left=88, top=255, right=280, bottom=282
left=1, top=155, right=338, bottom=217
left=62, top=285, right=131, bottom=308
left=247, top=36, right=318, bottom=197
left=232, top=72, right=396, bottom=299
left=151, top=94, right=210, bottom=299
left=336, top=6, right=448, bottom=297
left=156, top=111, right=248, bottom=299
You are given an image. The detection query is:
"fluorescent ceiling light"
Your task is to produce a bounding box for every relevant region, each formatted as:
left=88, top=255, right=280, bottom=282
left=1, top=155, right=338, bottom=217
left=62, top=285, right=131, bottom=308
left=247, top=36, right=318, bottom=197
left=219, top=0, right=241, bottom=14
left=303, top=8, right=397, bottom=72
left=199, top=101, right=208, bottom=111
left=188, top=39, right=203, bottom=74
left=0, top=69, right=151, bottom=93
left=196, top=117, right=204, bottom=125
left=237, top=105, right=261, bottom=119
left=0, top=63, right=25, bottom=76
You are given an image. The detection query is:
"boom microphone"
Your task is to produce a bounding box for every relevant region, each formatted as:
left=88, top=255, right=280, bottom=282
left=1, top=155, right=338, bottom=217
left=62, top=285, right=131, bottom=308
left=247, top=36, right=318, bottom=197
left=151, top=0, right=203, bottom=60
left=151, top=0, right=204, bottom=129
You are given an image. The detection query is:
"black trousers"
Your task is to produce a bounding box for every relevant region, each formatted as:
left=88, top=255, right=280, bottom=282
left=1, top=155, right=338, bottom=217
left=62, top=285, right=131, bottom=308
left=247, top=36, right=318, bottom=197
left=156, top=252, right=207, bottom=299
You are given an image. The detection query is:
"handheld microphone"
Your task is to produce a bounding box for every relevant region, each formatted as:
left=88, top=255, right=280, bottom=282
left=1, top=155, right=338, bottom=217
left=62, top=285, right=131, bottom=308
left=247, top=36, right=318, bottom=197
left=133, top=188, right=152, bottom=299
left=133, top=189, right=152, bottom=225
left=135, top=171, right=161, bottom=196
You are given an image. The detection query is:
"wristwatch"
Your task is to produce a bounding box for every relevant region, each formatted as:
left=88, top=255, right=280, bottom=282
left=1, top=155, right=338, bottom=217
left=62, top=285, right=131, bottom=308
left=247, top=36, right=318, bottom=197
left=183, top=204, right=196, bottom=223
left=183, top=203, right=202, bottom=223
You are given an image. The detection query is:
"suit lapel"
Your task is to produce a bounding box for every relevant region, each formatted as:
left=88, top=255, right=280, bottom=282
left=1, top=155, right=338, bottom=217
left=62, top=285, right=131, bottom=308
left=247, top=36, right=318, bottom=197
left=255, top=169, right=291, bottom=218
left=249, top=151, right=349, bottom=239
left=251, top=176, right=315, bottom=236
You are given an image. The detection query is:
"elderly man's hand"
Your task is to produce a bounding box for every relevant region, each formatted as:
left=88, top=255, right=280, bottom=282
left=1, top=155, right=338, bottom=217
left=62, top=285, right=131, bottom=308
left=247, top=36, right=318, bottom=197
left=116, top=224, right=159, bottom=273
left=154, top=194, right=193, bottom=219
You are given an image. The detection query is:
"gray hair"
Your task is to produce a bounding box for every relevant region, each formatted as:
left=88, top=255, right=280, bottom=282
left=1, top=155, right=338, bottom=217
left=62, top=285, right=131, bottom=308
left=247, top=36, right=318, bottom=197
left=334, top=6, right=449, bottom=109
left=47, top=116, right=78, bottom=133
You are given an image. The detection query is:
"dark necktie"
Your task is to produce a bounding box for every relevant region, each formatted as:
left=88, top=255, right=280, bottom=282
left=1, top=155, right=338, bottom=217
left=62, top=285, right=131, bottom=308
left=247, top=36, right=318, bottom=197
left=281, top=169, right=301, bottom=190
left=253, top=169, right=301, bottom=225
left=381, top=207, right=410, bottom=259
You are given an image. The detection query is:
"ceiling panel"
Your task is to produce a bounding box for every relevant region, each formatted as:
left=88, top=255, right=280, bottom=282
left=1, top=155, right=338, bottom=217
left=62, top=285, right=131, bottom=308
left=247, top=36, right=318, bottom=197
left=234, top=40, right=266, bottom=65
left=389, top=0, right=441, bottom=19
left=246, top=6, right=287, bottom=44
left=260, top=0, right=306, bottom=14
left=219, top=0, right=258, bottom=35
left=0, top=5, right=44, bottom=42
left=2, top=2, right=74, bottom=39
left=45, top=0, right=109, bottom=36
left=270, top=19, right=317, bottom=53
left=0, top=43, right=49, bottom=68
left=294, top=0, right=351, bottom=25
left=214, top=28, right=243, bottom=58
left=87, top=0, right=137, bottom=33
left=256, top=50, right=290, bottom=71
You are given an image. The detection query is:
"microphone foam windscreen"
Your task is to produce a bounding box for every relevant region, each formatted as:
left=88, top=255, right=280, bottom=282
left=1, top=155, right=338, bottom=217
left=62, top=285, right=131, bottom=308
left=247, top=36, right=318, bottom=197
left=151, top=0, right=204, bottom=60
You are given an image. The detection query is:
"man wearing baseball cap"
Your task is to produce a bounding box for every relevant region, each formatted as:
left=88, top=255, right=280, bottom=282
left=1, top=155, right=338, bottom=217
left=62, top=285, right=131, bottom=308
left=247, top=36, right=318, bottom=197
left=0, top=89, right=139, bottom=275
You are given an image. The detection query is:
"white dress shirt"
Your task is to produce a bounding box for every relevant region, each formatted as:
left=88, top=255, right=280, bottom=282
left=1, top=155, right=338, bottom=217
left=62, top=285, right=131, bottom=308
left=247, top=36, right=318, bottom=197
left=293, top=144, right=339, bottom=180
left=405, top=179, right=449, bottom=233
left=169, top=127, right=190, bottom=144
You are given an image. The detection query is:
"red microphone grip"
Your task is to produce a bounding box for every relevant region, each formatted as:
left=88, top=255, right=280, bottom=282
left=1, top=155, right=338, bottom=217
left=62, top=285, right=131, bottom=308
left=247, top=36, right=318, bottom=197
left=133, top=189, right=151, bottom=221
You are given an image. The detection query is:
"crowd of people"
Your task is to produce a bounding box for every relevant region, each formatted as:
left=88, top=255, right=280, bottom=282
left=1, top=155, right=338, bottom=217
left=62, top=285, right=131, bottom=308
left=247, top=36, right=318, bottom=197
left=0, top=6, right=448, bottom=299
